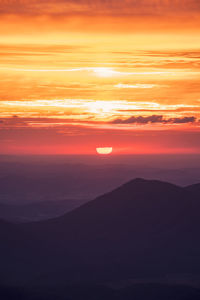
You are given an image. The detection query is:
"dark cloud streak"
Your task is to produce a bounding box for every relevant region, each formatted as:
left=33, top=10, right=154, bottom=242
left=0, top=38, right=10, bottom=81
left=112, top=115, right=197, bottom=125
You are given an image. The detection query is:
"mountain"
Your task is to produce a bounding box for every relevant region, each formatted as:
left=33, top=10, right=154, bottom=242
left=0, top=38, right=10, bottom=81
left=185, top=183, right=200, bottom=196
left=1, top=178, right=200, bottom=286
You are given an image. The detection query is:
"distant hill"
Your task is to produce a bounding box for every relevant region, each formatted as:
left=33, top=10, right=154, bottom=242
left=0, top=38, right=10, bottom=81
left=0, top=199, right=88, bottom=222
left=1, top=178, right=200, bottom=287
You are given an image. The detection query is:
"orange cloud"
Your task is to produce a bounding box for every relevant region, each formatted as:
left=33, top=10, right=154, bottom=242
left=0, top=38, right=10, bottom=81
left=0, top=0, right=200, bottom=16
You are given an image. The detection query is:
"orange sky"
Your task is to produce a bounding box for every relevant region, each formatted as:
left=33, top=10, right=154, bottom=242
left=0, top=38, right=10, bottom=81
left=0, top=0, right=200, bottom=154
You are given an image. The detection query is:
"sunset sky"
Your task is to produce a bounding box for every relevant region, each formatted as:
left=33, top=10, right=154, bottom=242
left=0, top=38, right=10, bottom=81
left=0, top=0, right=200, bottom=154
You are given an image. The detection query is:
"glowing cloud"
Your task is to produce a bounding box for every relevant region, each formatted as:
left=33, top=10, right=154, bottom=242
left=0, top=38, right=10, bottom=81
left=115, top=84, right=158, bottom=89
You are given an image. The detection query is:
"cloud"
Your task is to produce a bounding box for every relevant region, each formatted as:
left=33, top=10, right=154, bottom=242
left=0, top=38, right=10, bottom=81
left=112, top=115, right=163, bottom=124
left=0, top=115, right=28, bottom=127
left=115, top=84, right=158, bottom=89
left=0, top=0, right=199, bottom=16
left=112, top=115, right=197, bottom=124
left=168, top=117, right=196, bottom=124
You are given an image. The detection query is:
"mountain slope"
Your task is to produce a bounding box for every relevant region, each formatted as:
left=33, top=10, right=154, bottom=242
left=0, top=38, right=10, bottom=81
left=1, top=178, right=200, bottom=285
left=185, top=183, right=200, bottom=197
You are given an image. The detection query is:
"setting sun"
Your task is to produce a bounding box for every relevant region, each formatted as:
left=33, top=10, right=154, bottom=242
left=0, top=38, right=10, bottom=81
left=96, top=147, right=113, bottom=155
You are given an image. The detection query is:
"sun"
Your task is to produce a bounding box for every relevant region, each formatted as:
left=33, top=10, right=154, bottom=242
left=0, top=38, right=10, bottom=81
left=96, top=147, right=113, bottom=155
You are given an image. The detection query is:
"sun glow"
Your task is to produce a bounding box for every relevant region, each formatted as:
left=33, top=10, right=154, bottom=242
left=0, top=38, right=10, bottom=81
left=93, top=68, right=117, bottom=78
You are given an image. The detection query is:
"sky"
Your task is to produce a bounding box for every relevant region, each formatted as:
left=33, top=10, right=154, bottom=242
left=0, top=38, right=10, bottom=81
left=0, top=0, right=200, bottom=154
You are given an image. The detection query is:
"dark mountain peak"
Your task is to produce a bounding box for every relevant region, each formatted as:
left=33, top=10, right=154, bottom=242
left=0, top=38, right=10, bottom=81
left=126, top=177, right=149, bottom=184
left=37, top=178, right=188, bottom=226
left=111, top=178, right=183, bottom=198
left=46, top=178, right=190, bottom=230
left=122, top=177, right=179, bottom=187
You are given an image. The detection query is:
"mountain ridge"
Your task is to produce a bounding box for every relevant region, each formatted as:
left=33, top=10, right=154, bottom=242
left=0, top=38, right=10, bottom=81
left=0, top=178, right=200, bottom=285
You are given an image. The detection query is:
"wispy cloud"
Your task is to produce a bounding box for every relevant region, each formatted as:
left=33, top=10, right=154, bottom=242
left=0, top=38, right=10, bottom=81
left=0, top=67, right=173, bottom=78
left=1, top=99, right=199, bottom=115
left=115, top=83, right=158, bottom=89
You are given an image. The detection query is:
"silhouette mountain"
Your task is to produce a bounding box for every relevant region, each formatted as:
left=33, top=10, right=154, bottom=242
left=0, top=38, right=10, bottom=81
left=1, top=178, right=200, bottom=285
left=185, top=183, right=200, bottom=196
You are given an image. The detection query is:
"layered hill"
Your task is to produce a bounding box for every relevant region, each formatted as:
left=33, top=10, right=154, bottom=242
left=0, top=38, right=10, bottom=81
left=0, top=178, right=200, bottom=285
